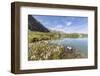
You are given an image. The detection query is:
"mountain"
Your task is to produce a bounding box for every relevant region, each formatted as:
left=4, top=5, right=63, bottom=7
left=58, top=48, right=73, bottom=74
left=28, top=15, right=49, bottom=32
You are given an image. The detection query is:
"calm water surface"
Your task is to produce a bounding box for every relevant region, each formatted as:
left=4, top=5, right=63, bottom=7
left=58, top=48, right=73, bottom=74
left=49, top=38, right=88, bottom=58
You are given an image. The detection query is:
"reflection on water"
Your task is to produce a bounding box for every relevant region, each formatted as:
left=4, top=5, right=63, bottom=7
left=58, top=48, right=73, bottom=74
left=49, top=38, right=88, bottom=58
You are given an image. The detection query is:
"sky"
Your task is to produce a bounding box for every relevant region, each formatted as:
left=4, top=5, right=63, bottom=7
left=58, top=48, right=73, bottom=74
left=32, top=15, right=88, bottom=33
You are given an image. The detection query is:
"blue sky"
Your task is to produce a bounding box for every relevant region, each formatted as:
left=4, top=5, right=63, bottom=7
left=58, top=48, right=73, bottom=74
left=32, top=15, right=88, bottom=33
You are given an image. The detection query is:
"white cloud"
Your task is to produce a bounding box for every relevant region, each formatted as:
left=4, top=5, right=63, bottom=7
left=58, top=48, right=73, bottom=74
left=49, top=25, right=64, bottom=32
left=66, top=22, right=72, bottom=26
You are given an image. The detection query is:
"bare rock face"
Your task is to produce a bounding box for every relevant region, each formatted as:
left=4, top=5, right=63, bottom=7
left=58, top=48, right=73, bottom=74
left=28, top=15, right=49, bottom=32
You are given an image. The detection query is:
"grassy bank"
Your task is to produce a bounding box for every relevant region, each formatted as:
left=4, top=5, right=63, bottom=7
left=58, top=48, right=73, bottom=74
left=28, top=31, right=87, bottom=43
left=28, top=41, right=64, bottom=60
left=28, top=31, right=86, bottom=60
left=28, top=41, right=82, bottom=60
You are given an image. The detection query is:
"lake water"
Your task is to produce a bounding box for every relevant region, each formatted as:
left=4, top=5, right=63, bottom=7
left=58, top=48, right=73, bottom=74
left=49, top=38, right=88, bottom=58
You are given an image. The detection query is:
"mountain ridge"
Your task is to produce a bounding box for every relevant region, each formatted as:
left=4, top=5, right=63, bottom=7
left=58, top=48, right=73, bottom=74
left=28, top=15, right=49, bottom=32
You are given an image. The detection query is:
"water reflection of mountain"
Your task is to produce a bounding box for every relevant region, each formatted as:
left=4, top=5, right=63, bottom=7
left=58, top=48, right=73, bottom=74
left=28, top=15, right=49, bottom=32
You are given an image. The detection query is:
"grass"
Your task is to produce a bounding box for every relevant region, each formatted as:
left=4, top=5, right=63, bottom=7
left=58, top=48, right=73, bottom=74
left=28, top=41, right=64, bottom=60
left=28, top=31, right=60, bottom=43
left=28, top=31, right=87, bottom=43
left=28, top=31, right=83, bottom=60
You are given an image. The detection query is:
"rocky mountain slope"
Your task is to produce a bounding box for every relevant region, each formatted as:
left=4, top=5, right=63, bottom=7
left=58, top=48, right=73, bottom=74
left=28, top=15, right=49, bottom=32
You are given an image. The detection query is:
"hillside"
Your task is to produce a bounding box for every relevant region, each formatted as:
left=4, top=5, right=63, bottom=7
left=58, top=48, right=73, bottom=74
left=28, top=15, right=49, bottom=32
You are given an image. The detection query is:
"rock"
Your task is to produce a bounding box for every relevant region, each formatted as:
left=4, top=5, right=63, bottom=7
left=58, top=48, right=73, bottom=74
left=60, top=46, right=82, bottom=59
left=67, top=46, right=72, bottom=50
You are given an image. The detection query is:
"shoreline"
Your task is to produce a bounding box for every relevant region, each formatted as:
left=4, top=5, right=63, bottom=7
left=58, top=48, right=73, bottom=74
left=28, top=40, right=84, bottom=61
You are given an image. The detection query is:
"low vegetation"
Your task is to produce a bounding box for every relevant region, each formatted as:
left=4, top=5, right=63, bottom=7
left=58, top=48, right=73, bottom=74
left=28, top=31, right=87, bottom=60
left=28, top=41, right=64, bottom=60
left=28, top=41, right=81, bottom=60
left=28, top=31, right=87, bottom=43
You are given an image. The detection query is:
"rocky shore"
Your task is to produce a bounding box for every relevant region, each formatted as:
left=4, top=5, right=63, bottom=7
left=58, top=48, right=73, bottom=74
left=28, top=40, right=82, bottom=60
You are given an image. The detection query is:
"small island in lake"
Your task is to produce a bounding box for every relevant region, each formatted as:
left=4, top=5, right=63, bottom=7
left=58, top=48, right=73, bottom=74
left=28, top=15, right=88, bottom=60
